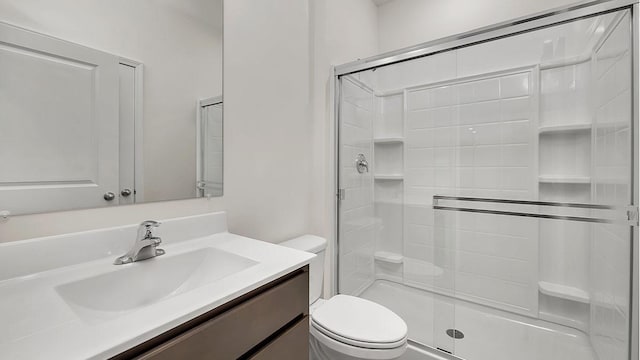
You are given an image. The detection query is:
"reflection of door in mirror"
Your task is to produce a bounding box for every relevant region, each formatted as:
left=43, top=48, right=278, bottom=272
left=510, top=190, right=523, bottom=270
left=118, top=60, right=144, bottom=206
left=0, top=22, right=122, bottom=215
left=197, top=97, right=223, bottom=197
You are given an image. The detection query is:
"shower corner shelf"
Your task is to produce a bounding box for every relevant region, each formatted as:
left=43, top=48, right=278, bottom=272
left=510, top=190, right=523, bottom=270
left=539, top=123, right=592, bottom=134
left=538, top=175, right=591, bottom=184
left=374, top=174, right=404, bottom=180
left=374, top=137, right=404, bottom=144
left=374, top=251, right=404, bottom=264
left=539, top=281, right=590, bottom=304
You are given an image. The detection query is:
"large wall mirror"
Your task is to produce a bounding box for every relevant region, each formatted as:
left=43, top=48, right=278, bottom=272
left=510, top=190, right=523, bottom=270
left=0, top=0, right=223, bottom=216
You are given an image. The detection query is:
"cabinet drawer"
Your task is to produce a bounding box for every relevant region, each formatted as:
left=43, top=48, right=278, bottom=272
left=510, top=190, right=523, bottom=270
left=136, top=270, right=309, bottom=360
left=248, top=316, right=309, bottom=360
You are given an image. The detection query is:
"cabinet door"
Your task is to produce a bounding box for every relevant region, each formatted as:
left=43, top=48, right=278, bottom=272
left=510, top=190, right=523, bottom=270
left=248, top=316, right=309, bottom=360
left=136, top=271, right=308, bottom=360
left=0, top=22, right=119, bottom=215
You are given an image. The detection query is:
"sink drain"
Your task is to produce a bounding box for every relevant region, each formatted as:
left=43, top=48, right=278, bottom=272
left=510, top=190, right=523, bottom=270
left=446, top=329, right=464, bottom=339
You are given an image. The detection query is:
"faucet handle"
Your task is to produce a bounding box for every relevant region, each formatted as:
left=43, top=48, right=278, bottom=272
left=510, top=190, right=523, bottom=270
left=149, top=236, right=162, bottom=246
left=140, top=220, right=161, bottom=228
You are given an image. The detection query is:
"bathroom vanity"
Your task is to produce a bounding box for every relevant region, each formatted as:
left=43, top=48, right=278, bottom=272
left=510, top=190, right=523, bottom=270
left=114, top=268, right=309, bottom=359
left=0, top=212, right=313, bottom=359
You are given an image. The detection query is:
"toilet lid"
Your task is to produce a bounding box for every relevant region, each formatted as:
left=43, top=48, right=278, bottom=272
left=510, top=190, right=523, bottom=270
left=311, top=295, right=407, bottom=347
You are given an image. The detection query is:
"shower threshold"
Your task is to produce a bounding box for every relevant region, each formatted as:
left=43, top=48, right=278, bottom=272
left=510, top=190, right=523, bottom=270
left=359, top=280, right=596, bottom=360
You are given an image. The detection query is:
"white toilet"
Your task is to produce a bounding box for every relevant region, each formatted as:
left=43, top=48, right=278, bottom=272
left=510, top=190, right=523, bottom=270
left=280, top=235, right=408, bottom=360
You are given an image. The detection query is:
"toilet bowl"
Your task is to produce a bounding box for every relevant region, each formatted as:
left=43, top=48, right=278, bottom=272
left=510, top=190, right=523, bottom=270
left=280, top=235, right=407, bottom=360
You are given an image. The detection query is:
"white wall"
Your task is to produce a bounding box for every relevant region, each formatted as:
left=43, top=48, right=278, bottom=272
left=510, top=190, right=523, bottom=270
left=223, top=0, right=312, bottom=242
left=309, top=0, right=379, bottom=295
left=0, top=0, right=223, bottom=202
left=377, top=0, right=581, bottom=53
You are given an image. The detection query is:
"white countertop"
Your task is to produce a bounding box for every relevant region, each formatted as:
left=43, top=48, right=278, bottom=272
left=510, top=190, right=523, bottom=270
left=0, top=212, right=314, bottom=360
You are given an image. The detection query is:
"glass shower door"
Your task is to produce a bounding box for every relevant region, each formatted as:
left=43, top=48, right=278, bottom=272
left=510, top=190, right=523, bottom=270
left=433, top=198, right=632, bottom=360
left=337, top=73, right=376, bottom=296
left=198, top=100, right=223, bottom=197
left=337, top=5, right=635, bottom=360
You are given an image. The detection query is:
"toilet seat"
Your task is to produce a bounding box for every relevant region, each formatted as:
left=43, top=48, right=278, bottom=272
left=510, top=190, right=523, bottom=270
left=309, top=295, right=407, bottom=358
left=311, top=320, right=407, bottom=349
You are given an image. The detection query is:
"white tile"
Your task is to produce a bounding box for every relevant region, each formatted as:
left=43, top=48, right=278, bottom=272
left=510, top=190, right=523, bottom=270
left=457, top=252, right=529, bottom=284
left=406, top=168, right=434, bottom=187
left=457, top=168, right=475, bottom=188
left=457, top=125, right=477, bottom=146
left=501, top=120, right=530, bottom=144
left=457, top=82, right=475, bottom=104
left=500, top=215, right=537, bottom=237
left=459, top=100, right=500, bottom=125
left=406, top=205, right=433, bottom=226
left=500, top=97, right=531, bottom=121
left=473, top=78, right=500, bottom=102
left=474, top=145, right=501, bottom=167
left=406, top=129, right=434, bottom=148
left=500, top=73, right=530, bottom=98
left=407, top=110, right=435, bottom=129
left=406, top=224, right=434, bottom=246
left=432, top=85, right=457, bottom=107
left=473, top=168, right=500, bottom=189
left=433, top=127, right=454, bottom=147
left=456, top=146, right=474, bottom=167
left=431, top=107, right=455, bottom=128
left=502, top=144, right=530, bottom=167
left=434, top=168, right=454, bottom=187
left=404, top=242, right=431, bottom=262
left=406, top=148, right=434, bottom=168
left=472, top=123, right=502, bottom=145
left=502, top=167, right=530, bottom=190
left=407, top=89, right=433, bottom=110
left=434, top=148, right=455, bottom=167
left=342, top=79, right=374, bottom=111
left=459, top=232, right=529, bottom=260
left=405, top=186, right=436, bottom=206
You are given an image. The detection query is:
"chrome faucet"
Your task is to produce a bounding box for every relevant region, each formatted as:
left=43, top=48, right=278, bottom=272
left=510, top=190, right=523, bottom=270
left=114, top=220, right=165, bottom=265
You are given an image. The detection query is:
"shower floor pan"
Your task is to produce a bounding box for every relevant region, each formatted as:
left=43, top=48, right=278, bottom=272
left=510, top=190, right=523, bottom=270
left=359, top=280, right=595, bottom=360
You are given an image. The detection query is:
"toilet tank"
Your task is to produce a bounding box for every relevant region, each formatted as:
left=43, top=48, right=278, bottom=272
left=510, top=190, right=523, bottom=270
left=279, top=235, right=327, bottom=304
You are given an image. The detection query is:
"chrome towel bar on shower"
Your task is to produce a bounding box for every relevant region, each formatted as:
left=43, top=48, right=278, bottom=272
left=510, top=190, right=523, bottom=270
left=432, top=195, right=636, bottom=225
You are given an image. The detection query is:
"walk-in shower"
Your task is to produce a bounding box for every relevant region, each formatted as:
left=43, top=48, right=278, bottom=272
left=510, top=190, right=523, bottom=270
left=334, top=1, right=638, bottom=359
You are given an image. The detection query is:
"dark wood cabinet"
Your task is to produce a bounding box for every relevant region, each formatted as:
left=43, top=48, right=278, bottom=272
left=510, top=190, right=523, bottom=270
left=112, top=266, right=309, bottom=360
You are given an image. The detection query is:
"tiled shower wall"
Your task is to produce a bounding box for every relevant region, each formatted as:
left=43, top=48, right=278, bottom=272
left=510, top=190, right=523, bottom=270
left=339, top=77, right=376, bottom=295
left=404, top=69, right=539, bottom=315
left=590, top=14, right=632, bottom=360
left=203, top=104, right=223, bottom=194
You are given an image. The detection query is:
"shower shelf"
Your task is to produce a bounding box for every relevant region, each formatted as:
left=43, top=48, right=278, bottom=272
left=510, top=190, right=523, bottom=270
left=538, top=175, right=591, bottom=184
left=374, top=174, right=404, bottom=180
left=539, top=281, right=590, bottom=303
left=374, top=137, right=404, bottom=144
left=374, top=251, right=403, bottom=264
left=539, top=123, right=591, bottom=134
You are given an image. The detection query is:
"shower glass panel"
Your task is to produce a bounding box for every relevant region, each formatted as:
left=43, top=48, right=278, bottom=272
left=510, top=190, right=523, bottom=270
left=337, top=6, right=634, bottom=360
left=198, top=101, right=223, bottom=197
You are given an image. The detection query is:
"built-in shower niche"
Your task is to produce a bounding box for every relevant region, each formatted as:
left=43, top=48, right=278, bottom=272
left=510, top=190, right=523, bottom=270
left=373, top=142, right=403, bottom=177
left=536, top=43, right=594, bottom=332
left=374, top=93, right=403, bottom=139
left=372, top=92, right=405, bottom=280
left=539, top=131, right=591, bottom=184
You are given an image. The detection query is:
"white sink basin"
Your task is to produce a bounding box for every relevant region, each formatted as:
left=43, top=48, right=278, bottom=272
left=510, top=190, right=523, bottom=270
left=0, top=212, right=315, bottom=360
left=56, top=248, right=258, bottom=322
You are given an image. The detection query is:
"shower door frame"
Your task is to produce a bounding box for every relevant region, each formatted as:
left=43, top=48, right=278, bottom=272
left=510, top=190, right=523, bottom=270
left=332, top=1, right=640, bottom=359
